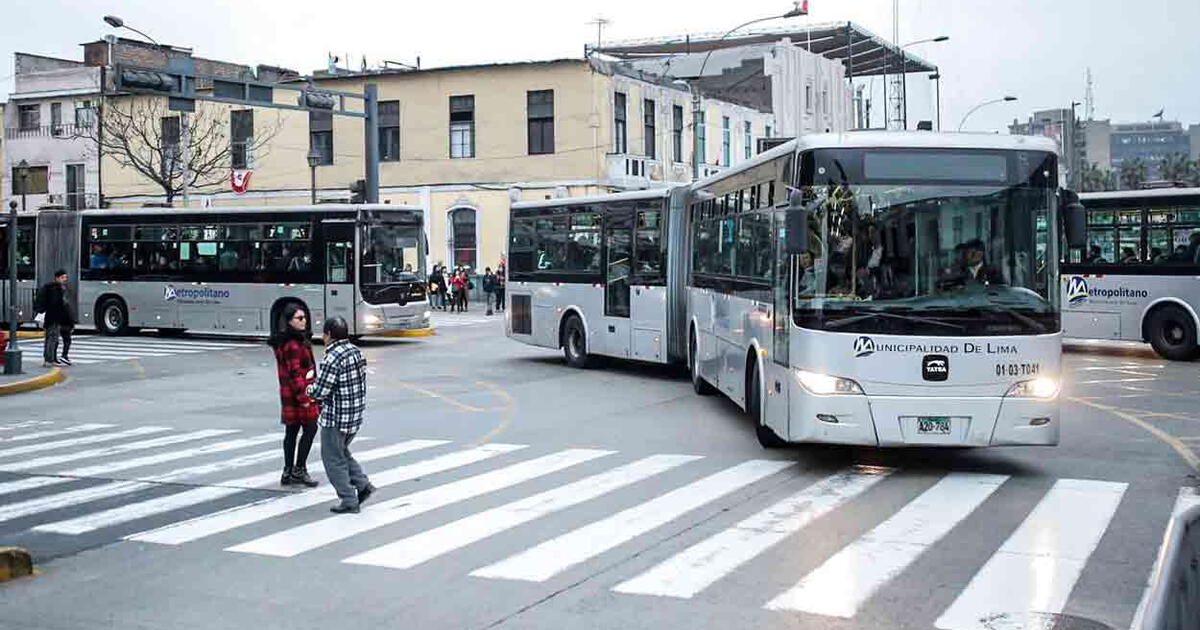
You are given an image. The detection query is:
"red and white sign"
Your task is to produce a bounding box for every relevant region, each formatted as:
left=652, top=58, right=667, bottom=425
left=231, top=169, right=253, bottom=195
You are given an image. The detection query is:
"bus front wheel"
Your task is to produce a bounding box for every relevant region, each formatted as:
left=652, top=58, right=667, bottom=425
left=1148, top=305, right=1200, bottom=361
left=562, top=316, right=592, bottom=369
left=750, top=365, right=786, bottom=448
left=689, top=331, right=715, bottom=396
left=97, top=298, right=129, bottom=336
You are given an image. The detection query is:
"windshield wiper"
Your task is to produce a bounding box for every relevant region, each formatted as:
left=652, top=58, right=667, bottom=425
left=976, top=305, right=1048, bottom=334
left=823, top=310, right=967, bottom=332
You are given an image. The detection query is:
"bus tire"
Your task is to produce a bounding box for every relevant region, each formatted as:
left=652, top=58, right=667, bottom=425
left=97, top=298, right=129, bottom=336
left=1147, top=304, right=1200, bottom=361
left=689, top=330, right=716, bottom=396
left=561, top=315, right=592, bottom=369
left=750, top=364, right=786, bottom=448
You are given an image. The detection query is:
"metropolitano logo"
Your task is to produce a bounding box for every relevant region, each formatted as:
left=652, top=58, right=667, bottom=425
left=853, top=335, right=876, bottom=358
left=1066, top=275, right=1089, bottom=305
left=163, top=285, right=178, bottom=301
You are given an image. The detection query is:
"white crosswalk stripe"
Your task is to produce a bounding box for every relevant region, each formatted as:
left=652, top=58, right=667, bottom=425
left=0, top=421, right=1184, bottom=629
left=21, top=336, right=255, bottom=366
left=430, top=314, right=497, bottom=328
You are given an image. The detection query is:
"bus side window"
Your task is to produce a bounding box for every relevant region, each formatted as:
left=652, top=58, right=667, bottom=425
left=634, top=209, right=663, bottom=283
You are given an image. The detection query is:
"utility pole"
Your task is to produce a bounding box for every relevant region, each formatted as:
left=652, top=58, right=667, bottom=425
left=364, top=84, right=380, bottom=203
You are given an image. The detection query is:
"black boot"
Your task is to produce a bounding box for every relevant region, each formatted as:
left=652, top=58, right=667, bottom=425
left=292, top=465, right=319, bottom=488
left=281, top=465, right=295, bottom=486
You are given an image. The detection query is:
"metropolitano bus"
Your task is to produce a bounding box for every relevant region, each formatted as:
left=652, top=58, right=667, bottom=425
left=0, top=204, right=430, bottom=338
left=506, top=131, right=1086, bottom=448
left=1060, top=186, right=1200, bottom=360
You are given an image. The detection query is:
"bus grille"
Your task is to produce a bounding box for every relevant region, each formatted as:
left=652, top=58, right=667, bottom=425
left=511, top=295, right=532, bottom=335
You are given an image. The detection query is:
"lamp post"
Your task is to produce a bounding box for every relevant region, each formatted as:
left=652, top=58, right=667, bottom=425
left=103, top=15, right=190, bottom=208
left=900, top=36, right=948, bottom=130
left=957, top=96, right=1018, bottom=132
left=690, top=4, right=807, bottom=180
left=4, top=160, right=30, bottom=375
left=928, top=73, right=942, bottom=131
left=306, top=149, right=321, bottom=205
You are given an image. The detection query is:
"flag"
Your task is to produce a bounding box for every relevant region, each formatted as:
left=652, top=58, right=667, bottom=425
left=796, top=0, right=809, bottom=15
left=230, top=169, right=252, bottom=195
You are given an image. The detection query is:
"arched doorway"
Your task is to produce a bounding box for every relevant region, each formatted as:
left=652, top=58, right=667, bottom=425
left=448, top=207, right=477, bottom=271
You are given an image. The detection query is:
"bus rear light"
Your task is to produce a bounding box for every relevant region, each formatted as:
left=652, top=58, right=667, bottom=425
left=816, top=414, right=840, bottom=424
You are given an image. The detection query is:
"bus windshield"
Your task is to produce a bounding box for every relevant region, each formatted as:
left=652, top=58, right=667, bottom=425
left=359, top=221, right=424, bottom=302
left=793, top=149, right=1059, bottom=336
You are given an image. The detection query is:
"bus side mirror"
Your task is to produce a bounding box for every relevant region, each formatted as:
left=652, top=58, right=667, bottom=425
left=785, top=191, right=809, bottom=255
left=1061, top=190, right=1086, bottom=249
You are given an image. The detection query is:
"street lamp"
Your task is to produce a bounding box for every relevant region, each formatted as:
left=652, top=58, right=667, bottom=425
left=689, top=4, right=807, bottom=180
left=957, top=96, right=1018, bottom=132
left=928, top=73, right=942, bottom=131
left=306, top=149, right=322, bottom=205
left=102, top=15, right=191, bottom=208
left=4, top=160, right=30, bottom=375
left=900, top=36, right=948, bottom=130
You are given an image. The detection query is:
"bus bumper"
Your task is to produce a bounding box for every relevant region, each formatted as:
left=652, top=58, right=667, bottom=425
left=789, top=394, right=1059, bottom=447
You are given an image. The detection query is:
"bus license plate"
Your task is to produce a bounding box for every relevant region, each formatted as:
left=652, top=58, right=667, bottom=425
left=917, top=417, right=952, bottom=435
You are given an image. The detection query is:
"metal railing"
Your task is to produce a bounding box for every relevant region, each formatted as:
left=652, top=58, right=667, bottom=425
left=1136, top=501, right=1200, bottom=630
left=45, top=193, right=99, bottom=210
left=4, top=123, right=92, bottom=140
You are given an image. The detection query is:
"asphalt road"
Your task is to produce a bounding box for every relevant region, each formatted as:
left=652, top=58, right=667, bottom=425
left=0, top=314, right=1196, bottom=630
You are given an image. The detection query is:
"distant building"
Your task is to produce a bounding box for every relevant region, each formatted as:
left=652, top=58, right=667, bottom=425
left=1009, top=108, right=1083, bottom=189
left=1079, top=119, right=1197, bottom=180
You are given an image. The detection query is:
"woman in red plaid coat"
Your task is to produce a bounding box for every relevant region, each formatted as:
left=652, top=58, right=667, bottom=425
left=268, top=303, right=320, bottom=487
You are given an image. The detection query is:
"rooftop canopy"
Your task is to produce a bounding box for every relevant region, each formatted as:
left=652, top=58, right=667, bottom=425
left=590, top=21, right=936, bottom=78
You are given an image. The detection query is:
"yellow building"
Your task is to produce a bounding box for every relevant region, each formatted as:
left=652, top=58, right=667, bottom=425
left=101, top=57, right=774, bottom=273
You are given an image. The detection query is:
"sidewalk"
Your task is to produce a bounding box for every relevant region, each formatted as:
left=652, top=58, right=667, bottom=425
left=0, top=364, right=64, bottom=397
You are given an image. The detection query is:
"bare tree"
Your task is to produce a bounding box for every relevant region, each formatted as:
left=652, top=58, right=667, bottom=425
left=82, top=97, right=281, bottom=204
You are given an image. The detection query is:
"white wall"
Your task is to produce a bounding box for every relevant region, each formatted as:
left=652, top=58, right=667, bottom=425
left=763, top=39, right=853, bottom=136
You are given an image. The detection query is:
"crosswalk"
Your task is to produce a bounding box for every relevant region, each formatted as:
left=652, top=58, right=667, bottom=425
left=0, top=420, right=1189, bottom=629
left=430, top=313, right=500, bottom=328
left=20, top=335, right=256, bottom=366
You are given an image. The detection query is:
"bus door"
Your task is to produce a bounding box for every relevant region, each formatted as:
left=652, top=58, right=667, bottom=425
left=630, top=204, right=667, bottom=363
left=602, top=207, right=634, bottom=359
left=764, top=209, right=792, bottom=429
left=322, top=220, right=355, bottom=330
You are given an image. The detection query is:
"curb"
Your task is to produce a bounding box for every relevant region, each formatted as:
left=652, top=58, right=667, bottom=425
left=16, top=331, right=45, bottom=340
left=0, top=368, right=65, bottom=397
left=0, top=547, right=34, bottom=582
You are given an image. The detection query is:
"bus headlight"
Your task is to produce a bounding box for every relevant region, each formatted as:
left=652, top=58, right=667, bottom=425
left=1005, top=377, right=1059, bottom=399
left=794, top=370, right=864, bottom=395
left=362, top=313, right=384, bottom=328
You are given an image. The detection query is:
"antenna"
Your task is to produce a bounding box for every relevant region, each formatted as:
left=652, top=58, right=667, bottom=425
left=1085, top=68, right=1095, bottom=121
left=587, top=16, right=610, bottom=51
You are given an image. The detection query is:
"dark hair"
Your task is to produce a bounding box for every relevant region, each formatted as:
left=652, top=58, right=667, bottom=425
left=323, top=316, right=350, bottom=341
left=268, top=303, right=311, bottom=348
left=964, top=239, right=985, bottom=251
left=54, top=269, right=67, bottom=278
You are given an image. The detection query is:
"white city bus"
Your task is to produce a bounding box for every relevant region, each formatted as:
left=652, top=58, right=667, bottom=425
left=1, top=204, right=430, bottom=338
left=1060, top=187, right=1200, bottom=360
left=507, top=131, right=1083, bottom=448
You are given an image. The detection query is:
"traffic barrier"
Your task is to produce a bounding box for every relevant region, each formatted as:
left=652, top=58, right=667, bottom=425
left=1137, top=502, right=1200, bottom=630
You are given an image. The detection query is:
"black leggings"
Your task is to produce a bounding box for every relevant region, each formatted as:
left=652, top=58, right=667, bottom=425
left=61, top=326, right=73, bottom=359
left=283, top=423, right=317, bottom=469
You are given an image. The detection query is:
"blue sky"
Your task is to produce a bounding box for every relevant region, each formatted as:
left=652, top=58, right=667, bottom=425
left=2, top=0, right=1197, bottom=133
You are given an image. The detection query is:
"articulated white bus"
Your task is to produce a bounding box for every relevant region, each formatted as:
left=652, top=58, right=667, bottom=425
left=1061, top=187, right=1200, bottom=360
left=507, top=131, right=1085, bottom=448
left=0, top=204, right=430, bottom=338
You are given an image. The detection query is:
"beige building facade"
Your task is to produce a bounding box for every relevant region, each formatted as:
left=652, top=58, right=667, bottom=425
left=101, top=58, right=775, bottom=273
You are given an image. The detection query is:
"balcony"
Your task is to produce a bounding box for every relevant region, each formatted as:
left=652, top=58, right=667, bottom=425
left=45, top=192, right=100, bottom=210
left=4, top=123, right=92, bottom=140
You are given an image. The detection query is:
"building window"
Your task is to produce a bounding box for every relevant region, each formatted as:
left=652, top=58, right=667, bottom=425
left=696, top=111, right=706, bottom=165
left=643, top=99, right=656, bottom=159
left=18, top=104, right=39, bottom=130
left=744, top=121, right=752, bottom=160
left=230, top=109, right=253, bottom=169
left=11, top=165, right=49, bottom=195
left=722, top=116, right=731, bottom=166
left=50, top=103, right=63, bottom=136
left=75, top=101, right=95, bottom=128
left=161, top=116, right=182, bottom=171
left=379, top=100, right=400, bottom=162
left=450, top=207, right=477, bottom=270
left=449, top=95, right=475, bottom=159
left=614, top=92, right=628, bottom=154
left=527, top=90, right=554, bottom=155
left=766, top=124, right=772, bottom=138
left=309, top=110, right=333, bottom=165
left=805, top=84, right=813, bottom=114
left=672, top=105, right=684, bottom=163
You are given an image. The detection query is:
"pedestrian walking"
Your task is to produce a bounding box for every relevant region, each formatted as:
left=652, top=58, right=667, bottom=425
left=59, top=289, right=77, bottom=366
left=268, top=304, right=320, bottom=488
left=429, top=265, right=445, bottom=311
left=495, top=263, right=506, bottom=312
left=307, top=316, right=375, bottom=514
left=483, top=267, right=497, bottom=316
left=35, top=270, right=71, bottom=368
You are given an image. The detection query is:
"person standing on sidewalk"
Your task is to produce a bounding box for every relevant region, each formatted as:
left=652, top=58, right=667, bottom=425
left=268, top=304, right=320, bottom=488
left=36, top=270, right=70, bottom=368
left=450, top=270, right=467, bottom=313
left=307, top=316, right=375, bottom=514
left=495, top=263, right=506, bottom=312
left=483, top=267, right=497, bottom=316
left=428, top=265, right=445, bottom=311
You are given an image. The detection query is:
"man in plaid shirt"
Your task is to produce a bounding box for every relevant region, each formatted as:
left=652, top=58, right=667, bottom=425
left=307, top=316, right=376, bottom=513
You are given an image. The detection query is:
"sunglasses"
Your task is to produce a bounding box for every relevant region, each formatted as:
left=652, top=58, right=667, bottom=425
left=292, top=315, right=307, bottom=321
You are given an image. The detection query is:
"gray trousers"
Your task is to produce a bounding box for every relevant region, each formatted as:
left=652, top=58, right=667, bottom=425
left=320, top=425, right=369, bottom=507
left=43, top=323, right=61, bottom=363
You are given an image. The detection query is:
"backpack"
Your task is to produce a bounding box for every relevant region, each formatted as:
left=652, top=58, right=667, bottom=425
left=32, top=285, right=47, bottom=314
